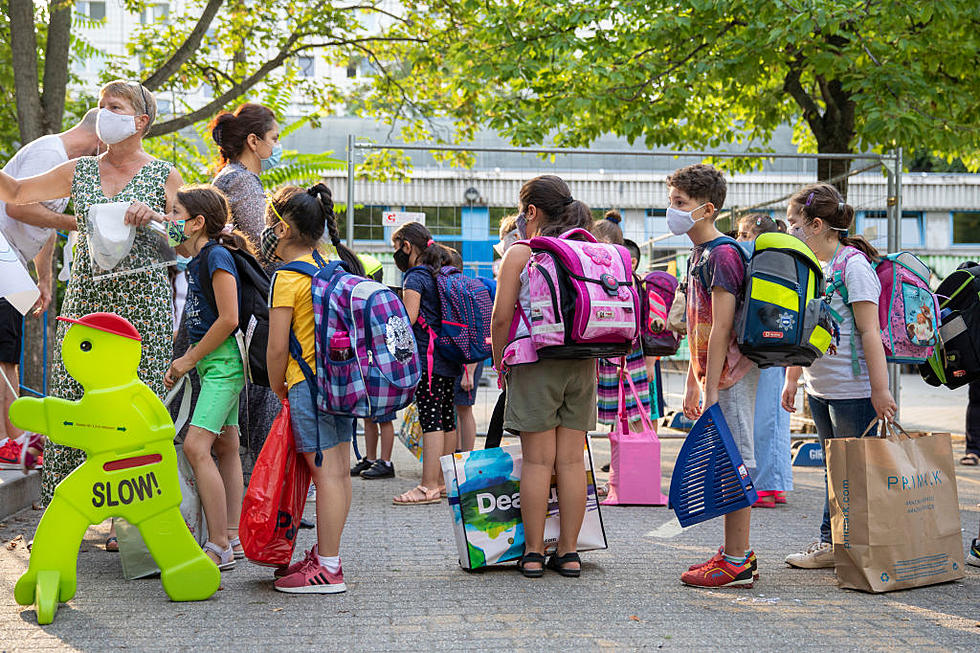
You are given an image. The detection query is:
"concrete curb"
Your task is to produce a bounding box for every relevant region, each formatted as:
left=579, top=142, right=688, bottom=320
left=0, top=469, right=40, bottom=520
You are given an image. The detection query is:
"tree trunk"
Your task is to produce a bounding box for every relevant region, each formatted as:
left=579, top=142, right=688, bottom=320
left=41, top=0, right=72, bottom=133
left=8, top=0, right=44, bottom=143
left=815, top=141, right=853, bottom=200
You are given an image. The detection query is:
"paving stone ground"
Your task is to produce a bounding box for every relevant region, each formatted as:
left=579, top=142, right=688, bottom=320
left=1, top=432, right=979, bottom=652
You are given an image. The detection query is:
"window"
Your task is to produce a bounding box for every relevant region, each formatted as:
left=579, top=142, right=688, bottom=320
left=402, top=206, right=461, bottom=237
left=488, top=206, right=518, bottom=238
left=858, top=211, right=924, bottom=249
left=140, top=3, right=169, bottom=24
left=951, top=211, right=980, bottom=246
left=346, top=59, right=359, bottom=78
left=336, top=205, right=388, bottom=242
left=297, top=56, right=315, bottom=78
left=79, top=1, right=106, bottom=20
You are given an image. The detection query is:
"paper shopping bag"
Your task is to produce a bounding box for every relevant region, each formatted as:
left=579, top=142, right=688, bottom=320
left=440, top=439, right=607, bottom=570
left=603, top=365, right=668, bottom=506
left=827, top=422, right=964, bottom=593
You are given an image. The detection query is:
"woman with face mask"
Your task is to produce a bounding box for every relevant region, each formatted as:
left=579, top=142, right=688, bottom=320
left=0, top=80, right=184, bottom=518
left=208, top=103, right=281, bottom=268
left=170, top=103, right=282, bottom=475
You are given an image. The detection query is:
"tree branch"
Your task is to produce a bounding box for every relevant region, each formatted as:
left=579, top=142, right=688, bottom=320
left=142, top=0, right=225, bottom=91
left=9, top=0, right=44, bottom=142
left=41, top=0, right=73, bottom=133
left=782, top=60, right=825, bottom=143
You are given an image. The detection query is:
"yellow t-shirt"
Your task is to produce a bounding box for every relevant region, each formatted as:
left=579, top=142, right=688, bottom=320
left=270, top=254, right=319, bottom=389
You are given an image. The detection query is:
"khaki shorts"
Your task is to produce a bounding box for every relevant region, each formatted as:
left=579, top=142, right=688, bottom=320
left=503, top=358, right=597, bottom=434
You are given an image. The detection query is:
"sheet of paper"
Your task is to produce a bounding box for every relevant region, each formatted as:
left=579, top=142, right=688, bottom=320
left=0, top=229, right=39, bottom=315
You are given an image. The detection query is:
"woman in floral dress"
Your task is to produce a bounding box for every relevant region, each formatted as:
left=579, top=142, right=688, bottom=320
left=0, top=80, right=182, bottom=510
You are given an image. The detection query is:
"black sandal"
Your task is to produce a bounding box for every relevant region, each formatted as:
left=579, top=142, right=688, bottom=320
left=547, top=551, right=581, bottom=577
left=518, top=552, right=545, bottom=578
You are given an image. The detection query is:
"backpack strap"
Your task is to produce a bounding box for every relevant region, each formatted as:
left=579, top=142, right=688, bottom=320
left=692, top=235, right=747, bottom=292
left=274, top=250, right=339, bottom=467
left=197, top=242, right=252, bottom=384
left=822, top=246, right=865, bottom=377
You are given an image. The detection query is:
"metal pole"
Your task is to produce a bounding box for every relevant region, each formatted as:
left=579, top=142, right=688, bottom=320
left=886, top=148, right=902, bottom=417
left=346, top=134, right=355, bottom=249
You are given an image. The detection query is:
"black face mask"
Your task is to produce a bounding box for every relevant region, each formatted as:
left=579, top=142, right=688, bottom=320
left=393, top=248, right=410, bottom=272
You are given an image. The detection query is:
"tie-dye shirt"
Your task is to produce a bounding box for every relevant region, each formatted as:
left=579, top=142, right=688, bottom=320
left=685, top=238, right=752, bottom=390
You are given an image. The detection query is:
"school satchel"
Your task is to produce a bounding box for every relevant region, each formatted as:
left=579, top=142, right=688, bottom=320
left=735, top=232, right=834, bottom=368
left=919, top=261, right=980, bottom=389
left=826, top=421, right=964, bottom=593
left=639, top=271, right=681, bottom=356
left=199, top=242, right=272, bottom=386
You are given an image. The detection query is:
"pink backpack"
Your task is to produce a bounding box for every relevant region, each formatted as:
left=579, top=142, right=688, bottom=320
left=503, top=228, right=639, bottom=365
left=826, top=248, right=939, bottom=372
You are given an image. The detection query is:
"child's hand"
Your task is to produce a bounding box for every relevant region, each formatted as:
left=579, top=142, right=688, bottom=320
left=781, top=382, right=797, bottom=413
left=871, top=387, right=897, bottom=423
left=273, top=382, right=288, bottom=403
left=683, top=382, right=702, bottom=420
left=164, top=355, right=195, bottom=389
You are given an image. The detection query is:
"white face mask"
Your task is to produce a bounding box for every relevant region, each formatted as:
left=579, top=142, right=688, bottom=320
left=666, top=203, right=707, bottom=236
left=96, top=108, right=139, bottom=145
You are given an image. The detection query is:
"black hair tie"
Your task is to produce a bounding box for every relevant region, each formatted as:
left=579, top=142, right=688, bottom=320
left=563, top=197, right=574, bottom=206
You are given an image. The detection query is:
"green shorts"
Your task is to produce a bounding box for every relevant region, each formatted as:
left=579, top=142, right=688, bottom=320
left=503, top=358, right=597, bottom=434
left=190, top=337, right=245, bottom=435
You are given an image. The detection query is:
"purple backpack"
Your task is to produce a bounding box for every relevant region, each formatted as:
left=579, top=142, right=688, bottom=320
left=416, top=265, right=493, bottom=366
left=503, top=228, right=639, bottom=364
left=639, top=271, right=681, bottom=356
left=278, top=256, right=421, bottom=421
left=826, top=247, right=939, bottom=371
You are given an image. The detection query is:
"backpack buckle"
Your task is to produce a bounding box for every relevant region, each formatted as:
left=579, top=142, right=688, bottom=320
left=599, top=273, right=619, bottom=296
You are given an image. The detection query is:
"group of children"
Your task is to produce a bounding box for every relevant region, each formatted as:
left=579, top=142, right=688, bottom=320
left=9, top=156, right=932, bottom=594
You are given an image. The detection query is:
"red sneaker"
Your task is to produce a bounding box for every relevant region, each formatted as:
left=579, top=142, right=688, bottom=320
left=0, top=437, right=23, bottom=470
left=20, top=433, right=44, bottom=473
left=774, top=491, right=788, bottom=504
left=274, top=558, right=346, bottom=594
left=753, top=492, right=777, bottom=508
left=682, top=554, right=755, bottom=588
left=688, top=546, right=759, bottom=580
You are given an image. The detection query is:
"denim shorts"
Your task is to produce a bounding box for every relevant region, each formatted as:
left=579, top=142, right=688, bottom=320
left=453, top=361, right=485, bottom=407
left=190, top=337, right=245, bottom=435
left=287, top=382, right=355, bottom=453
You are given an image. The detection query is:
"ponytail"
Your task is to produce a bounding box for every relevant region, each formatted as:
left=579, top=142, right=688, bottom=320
left=307, top=182, right=363, bottom=276
left=839, top=234, right=880, bottom=261
left=519, top=175, right=593, bottom=239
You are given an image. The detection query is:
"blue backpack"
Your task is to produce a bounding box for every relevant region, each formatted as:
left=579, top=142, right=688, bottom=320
left=734, top=232, right=835, bottom=367
left=276, top=253, right=421, bottom=429
left=414, top=265, right=493, bottom=366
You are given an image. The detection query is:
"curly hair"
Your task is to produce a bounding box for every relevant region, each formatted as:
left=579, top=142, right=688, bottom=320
left=666, top=163, right=727, bottom=211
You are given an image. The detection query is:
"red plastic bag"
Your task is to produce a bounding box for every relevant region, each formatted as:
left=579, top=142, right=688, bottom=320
left=240, top=400, right=311, bottom=566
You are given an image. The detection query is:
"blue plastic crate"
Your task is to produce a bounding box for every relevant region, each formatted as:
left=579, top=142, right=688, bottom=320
left=668, top=403, right=758, bottom=527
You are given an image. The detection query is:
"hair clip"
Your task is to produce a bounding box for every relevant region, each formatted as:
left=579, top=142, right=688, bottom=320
left=805, top=192, right=815, bottom=207
left=212, top=124, right=223, bottom=146
left=221, top=224, right=233, bottom=235
left=837, top=202, right=845, bottom=213
left=563, top=197, right=574, bottom=206
left=426, top=239, right=435, bottom=247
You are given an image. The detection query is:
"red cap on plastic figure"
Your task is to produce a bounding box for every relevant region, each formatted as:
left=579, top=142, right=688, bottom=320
left=57, top=312, right=142, bottom=341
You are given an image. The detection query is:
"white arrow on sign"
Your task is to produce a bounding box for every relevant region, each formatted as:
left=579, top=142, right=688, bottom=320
left=382, top=211, right=426, bottom=227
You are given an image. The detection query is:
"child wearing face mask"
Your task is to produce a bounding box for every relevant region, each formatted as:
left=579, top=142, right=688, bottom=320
left=390, top=222, right=462, bottom=504
left=264, top=183, right=364, bottom=594
left=163, top=185, right=249, bottom=572
left=735, top=214, right=793, bottom=509
left=781, top=183, right=896, bottom=570
left=668, top=164, right=761, bottom=589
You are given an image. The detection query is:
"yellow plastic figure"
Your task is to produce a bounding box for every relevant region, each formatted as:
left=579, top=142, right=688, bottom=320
left=10, top=312, right=219, bottom=624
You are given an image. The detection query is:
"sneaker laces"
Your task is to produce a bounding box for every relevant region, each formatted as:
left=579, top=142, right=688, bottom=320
left=803, top=541, right=831, bottom=554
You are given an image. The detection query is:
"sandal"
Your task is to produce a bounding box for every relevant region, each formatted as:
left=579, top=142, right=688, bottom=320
left=104, top=536, right=119, bottom=552
left=203, top=541, right=236, bottom=571
left=392, top=485, right=441, bottom=505
left=518, top=552, right=545, bottom=578
left=596, top=484, right=609, bottom=499
left=547, top=551, right=581, bottom=578
left=228, top=536, right=245, bottom=560
left=960, top=453, right=979, bottom=466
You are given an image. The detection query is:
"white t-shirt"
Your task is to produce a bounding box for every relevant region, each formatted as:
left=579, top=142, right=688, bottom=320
left=0, top=135, right=69, bottom=265
left=803, top=246, right=881, bottom=400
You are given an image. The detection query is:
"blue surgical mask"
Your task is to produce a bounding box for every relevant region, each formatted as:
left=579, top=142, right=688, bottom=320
left=175, top=255, right=192, bottom=271
left=261, top=142, right=283, bottom=171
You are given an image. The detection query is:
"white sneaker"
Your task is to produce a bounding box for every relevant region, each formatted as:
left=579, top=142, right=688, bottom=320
left=785, top=541, right=835, bottom=569
left=306, top=484, right=316, bottom=503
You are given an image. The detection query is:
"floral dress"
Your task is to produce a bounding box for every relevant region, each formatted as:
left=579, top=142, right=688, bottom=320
left=41, top=156, right=175, bottom=505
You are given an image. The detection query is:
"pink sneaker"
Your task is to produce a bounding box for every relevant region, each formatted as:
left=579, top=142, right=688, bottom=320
left=20, top=433, right=43, bottom=473
left=274, top=544, right=318, bottom=579
left=274, top=558, right=346, bottom=594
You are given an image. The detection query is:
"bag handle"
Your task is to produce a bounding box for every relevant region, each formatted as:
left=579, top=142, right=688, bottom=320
left=163, top=375, right=192, bottom=441
left=616, top=357, right=656, bottom=435
left=860, top=418, right=914, bottom=441
left=557, top=228, right=598, bottom=243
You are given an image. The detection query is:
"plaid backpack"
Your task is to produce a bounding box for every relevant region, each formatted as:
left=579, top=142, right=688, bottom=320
left=277, top=253, right=421, bottom=423
left=415, top=265, right=493, bottom=366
